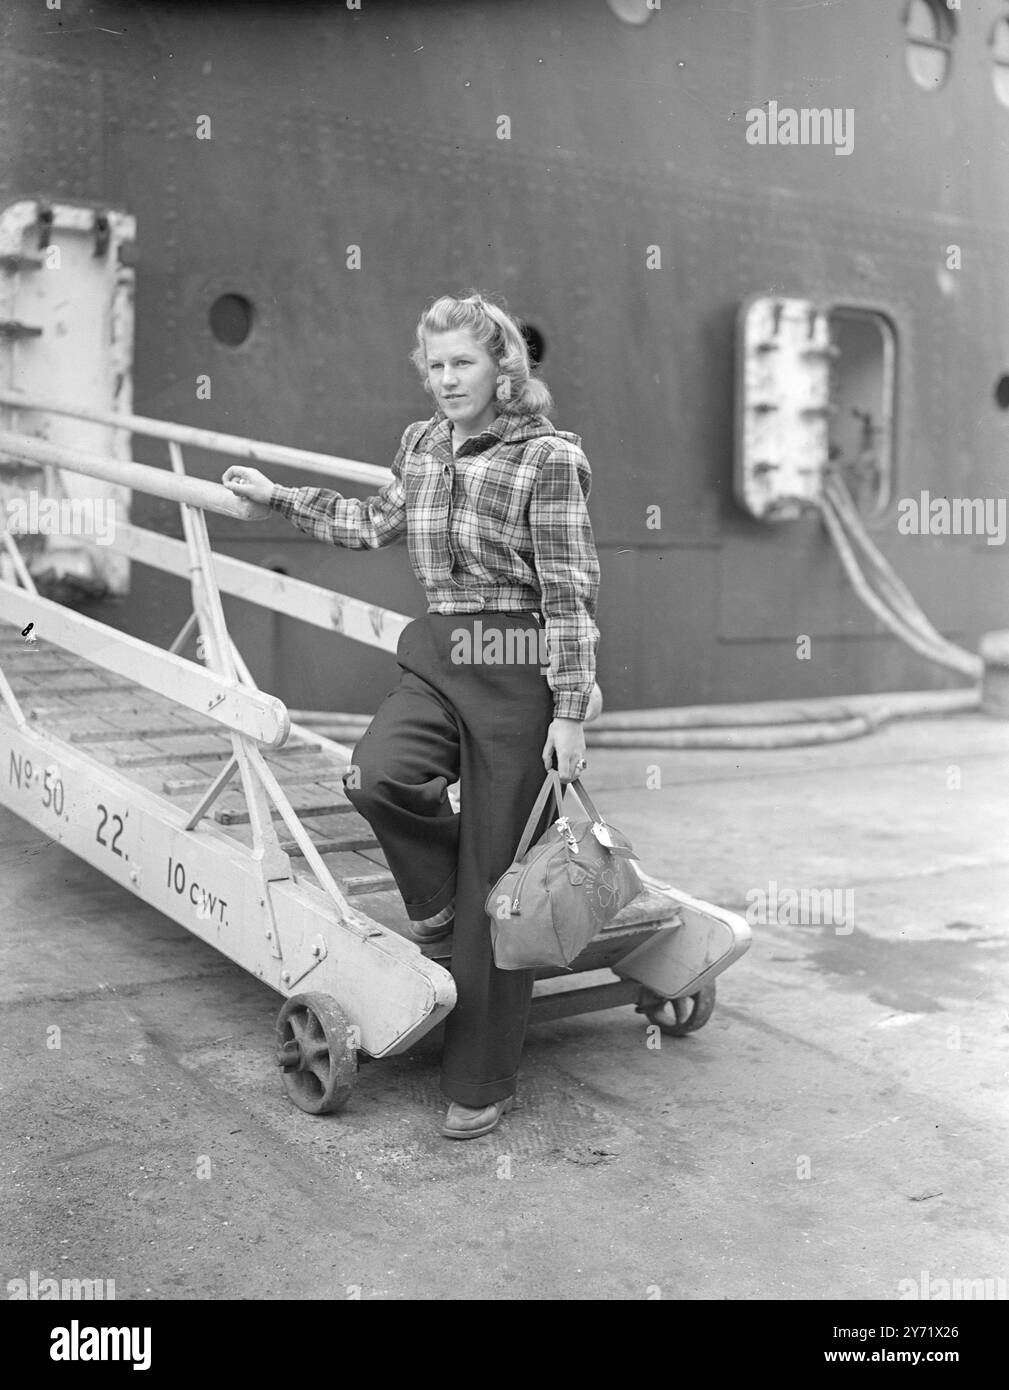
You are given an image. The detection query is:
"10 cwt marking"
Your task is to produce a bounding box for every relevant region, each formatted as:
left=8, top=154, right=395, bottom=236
left=166, top=854, right=229, bottom=926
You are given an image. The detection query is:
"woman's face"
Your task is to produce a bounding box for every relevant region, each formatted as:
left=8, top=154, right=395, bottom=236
left=424, top=330, right=500, bottom=435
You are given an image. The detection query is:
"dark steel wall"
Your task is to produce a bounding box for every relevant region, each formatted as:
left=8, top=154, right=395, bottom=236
left=2, top=0, right=1007, bottom=711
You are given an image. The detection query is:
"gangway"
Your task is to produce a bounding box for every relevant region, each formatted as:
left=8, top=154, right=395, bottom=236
left=0, top=410, right=750, bottom=1116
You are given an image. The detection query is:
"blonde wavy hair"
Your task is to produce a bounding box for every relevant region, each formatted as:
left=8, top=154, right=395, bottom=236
left=409, top=290, right=553, bottom=415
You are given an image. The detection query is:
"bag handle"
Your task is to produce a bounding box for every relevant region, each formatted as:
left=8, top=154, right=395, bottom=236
left=512, top=769, right=567, bottom=862
left=565, top=777, right=605, bottom=826
left=510, top=771, right=623, bottom=864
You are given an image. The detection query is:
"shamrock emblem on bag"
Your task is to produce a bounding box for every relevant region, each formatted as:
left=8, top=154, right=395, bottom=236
left=568, top=859, right=619, bottom=923
left=594, top=866, right=621, bottom=911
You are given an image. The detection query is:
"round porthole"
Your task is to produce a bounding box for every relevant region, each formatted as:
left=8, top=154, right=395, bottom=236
left=520, top=322, right=545, bottom=366
left=994, top=374, right=1009, bottom=410
left=605, top=0, right=655, bottom=25
left=903, top=0, right=955, bottom=92
left=209, top=293, right=254, bottom=347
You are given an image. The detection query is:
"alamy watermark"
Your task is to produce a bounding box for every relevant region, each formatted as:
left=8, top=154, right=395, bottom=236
left=898, top=1271, right=1007, bottom=1300
left=450, top=620, right=550, bottom=675
left=897, top=491, right=1006, bottom=546
left=745, top=101, right=854, bottom=157
left=50, top=1321, right=151, bottom=1371
left=7, top=1270, right=115, bottom=1299
left=2, top=490, right=117, bottom=546
left=745, top=879, right=854, bottom=935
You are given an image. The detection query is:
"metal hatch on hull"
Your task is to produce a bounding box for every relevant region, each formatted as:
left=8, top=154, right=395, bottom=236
left=0, top=199, right=136, bottom=599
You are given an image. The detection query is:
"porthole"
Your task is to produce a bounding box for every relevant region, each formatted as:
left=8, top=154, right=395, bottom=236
left=991, top=16, right=1009, bottom=107
left=903, top=0, right=955, bottom=91
left=995, top=374, right=1009, bottom=410
left=605, top=0, right=655, bottom=25
left=209, top=293, right=254, bottom=347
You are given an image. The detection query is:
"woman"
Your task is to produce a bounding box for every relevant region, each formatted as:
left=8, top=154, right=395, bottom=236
left=223, top=290, right=600, bottom=1140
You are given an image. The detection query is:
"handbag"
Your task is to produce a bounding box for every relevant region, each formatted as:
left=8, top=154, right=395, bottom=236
left=486, top=770, right=642, bottom=971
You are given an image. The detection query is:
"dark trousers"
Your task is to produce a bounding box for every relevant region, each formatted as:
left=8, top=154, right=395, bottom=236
left=344, top=613, right=554, bottom=1108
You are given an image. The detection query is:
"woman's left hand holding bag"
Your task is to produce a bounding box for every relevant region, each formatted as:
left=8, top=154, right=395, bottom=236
left=542, top=717, right=587, bottom=785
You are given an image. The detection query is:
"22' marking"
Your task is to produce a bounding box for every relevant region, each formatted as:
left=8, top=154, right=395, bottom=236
left=96, top=804, right=126, bottom=857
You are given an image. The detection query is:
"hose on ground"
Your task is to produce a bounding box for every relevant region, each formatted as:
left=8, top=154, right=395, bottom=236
left=292, top=688, right=980, bottom=751
left=816, top=476, right=982, bottom=681
left=822, top=476, right=948, bottom=649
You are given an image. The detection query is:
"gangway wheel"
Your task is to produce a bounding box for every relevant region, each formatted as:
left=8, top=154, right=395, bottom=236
left=636, top=983, right=716, bottom=1037
left=275, top=992, right=358, bottom=1115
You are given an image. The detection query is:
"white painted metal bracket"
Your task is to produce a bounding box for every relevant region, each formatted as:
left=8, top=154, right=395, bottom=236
left=0, top=199, right=136, bottom=593
left=735, top=293, right=835, bottom=521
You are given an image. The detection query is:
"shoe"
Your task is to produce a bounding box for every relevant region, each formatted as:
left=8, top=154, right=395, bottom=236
left=408, top=902, right=454, bottom=943
left=408, top=915, right=454, bottom=943
left=440, top=1095, right=515, bottom=1140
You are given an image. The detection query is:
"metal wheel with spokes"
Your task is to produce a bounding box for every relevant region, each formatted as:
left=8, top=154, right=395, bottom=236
left=275, top=992, right=357, bottom=1115
left=638, top=982, right=717, bottom=1036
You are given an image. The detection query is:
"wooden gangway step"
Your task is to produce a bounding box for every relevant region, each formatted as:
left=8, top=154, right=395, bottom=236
left=162, top=759, right=338, bottom=795
left=110, top=739, right=324, bottom=770
left=0, top=625, right=406, bottom=915
left=277, top=808, right=382, bottom=858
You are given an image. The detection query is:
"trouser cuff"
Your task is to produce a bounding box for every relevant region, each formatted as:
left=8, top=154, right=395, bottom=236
left=405, top=870, right=457, bottom=921
left=440, top=1073, right=518, bottom=1108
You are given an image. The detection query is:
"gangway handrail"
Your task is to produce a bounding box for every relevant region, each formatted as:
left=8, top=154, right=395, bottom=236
left=0, top=429, right=412, bottom=653
left=0, top=430, right=264, bottom=521
left=112, top=520, right=410, bottom=653
left=0, top=388, right=393, bottom=487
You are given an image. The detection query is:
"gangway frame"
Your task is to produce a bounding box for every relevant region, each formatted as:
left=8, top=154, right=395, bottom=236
left=0, top=402, right=750, bottom=1116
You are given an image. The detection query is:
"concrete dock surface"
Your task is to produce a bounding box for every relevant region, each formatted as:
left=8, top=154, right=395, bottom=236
left=2, top=711, right=1007, bottom=1301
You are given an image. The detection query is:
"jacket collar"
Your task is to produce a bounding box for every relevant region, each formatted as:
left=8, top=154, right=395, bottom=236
left=430, top=413, right=499, bottom=458
left=428, top=408, right=546, bottom=456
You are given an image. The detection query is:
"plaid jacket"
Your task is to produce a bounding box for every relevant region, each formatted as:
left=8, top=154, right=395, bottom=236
left=269, top=408, right=600, bottom=721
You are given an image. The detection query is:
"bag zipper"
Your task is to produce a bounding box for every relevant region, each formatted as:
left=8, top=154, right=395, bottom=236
left=508, top=819, right=581, bottom=914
